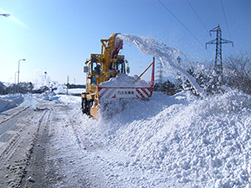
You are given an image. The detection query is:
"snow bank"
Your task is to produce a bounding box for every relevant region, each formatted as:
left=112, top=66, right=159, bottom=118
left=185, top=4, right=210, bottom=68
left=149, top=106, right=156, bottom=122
left=118, top=34, right=204, bottom=95
left=54, top=84, right=67, bottom=94
left=99, top=73, right=150, bottom=87
left=39, top=90, right=81, bottom=105
left=54, top=86, right=85, bottom=95
left=56, top=94, right=81, bottom=105
left=0, top=91, right=81, bottom=113
left=0, top=94, right=41, bottom=112
left=67, top=88, right=85, bottom=94
left=66, top=90, right=251, bottom=187
left=40, top=91, right=59, bottom=101
left=19, top=94, right=39, bottom=110
left=0, top=94, right=24, bottom=112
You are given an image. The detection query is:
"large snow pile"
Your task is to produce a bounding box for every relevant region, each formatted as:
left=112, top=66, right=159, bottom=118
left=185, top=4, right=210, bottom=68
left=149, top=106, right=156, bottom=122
left=0, top=94, right=24, bottom=112
left=99, top=73, right=150, bottom=87
left=67, top=90, right=251, bottom=187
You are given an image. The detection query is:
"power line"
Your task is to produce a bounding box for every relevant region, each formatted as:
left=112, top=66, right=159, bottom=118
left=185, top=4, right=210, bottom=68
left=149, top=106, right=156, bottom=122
left=208, top=0, right=219, bottom=24
left=220, top=0, right=232, bottom=40
left=158, top=0, right=200, bottom=44
left=187, top=0, right=209, bottom=34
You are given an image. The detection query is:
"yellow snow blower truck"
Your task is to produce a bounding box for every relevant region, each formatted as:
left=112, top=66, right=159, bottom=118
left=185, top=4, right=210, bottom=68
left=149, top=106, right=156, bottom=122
left=81, top=33, right=155, bottom=119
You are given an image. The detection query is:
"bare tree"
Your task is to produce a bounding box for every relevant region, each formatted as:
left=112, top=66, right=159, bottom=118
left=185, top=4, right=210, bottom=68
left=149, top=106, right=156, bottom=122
left=224, top=54, right=251, bottom=94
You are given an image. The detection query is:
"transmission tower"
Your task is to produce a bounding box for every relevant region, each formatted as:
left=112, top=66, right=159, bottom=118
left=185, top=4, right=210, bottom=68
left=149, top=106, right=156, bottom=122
left=206, top=25, right=233, bottom=86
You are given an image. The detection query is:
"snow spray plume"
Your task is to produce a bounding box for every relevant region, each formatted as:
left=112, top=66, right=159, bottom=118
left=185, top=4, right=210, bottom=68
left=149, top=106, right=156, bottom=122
left=117, top=34, right=204, bottom=96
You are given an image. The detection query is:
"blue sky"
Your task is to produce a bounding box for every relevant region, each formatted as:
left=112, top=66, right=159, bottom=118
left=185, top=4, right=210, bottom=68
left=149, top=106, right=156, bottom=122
left=0, top=0, right=250, bottom=84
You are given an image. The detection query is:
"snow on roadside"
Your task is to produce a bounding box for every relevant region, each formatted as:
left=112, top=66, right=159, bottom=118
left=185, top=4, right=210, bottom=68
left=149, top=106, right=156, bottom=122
left=54, top=87, right=85, bottom=95
left=3, top=90, right=247, bottom=187
left=1, top=89, right=250, bottom=187
left=0, top=94, right=24, bottom=112
left=38, top=90, right=81, bottom=105
left=111, top=90, right=251, bottom=187
left=0, top=93, right=42, bottom=112
left=63, top=90, right=251, bottom=187
left=19, top=94, right=39, bottom=110
left=56, top=94, right=81, bottom=105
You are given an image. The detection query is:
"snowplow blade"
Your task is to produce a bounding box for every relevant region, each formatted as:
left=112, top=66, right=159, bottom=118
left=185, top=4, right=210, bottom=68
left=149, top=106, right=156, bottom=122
left=98, top=86, right=153, bottom=99
left=96, top=86, right=153, bottom=119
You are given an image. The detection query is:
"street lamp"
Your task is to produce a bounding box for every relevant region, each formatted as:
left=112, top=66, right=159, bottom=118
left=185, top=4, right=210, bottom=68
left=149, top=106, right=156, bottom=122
left=0, top=14, right=10, bottom=17
left=14, top=72, right=18, bottom=93
left=17, top=59, right=26, bottom=93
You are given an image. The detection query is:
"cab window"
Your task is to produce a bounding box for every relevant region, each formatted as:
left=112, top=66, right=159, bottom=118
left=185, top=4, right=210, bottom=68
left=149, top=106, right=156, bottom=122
left=116, top=60, right=124, bottom=73
left=92, top=63, right=101, bottom=74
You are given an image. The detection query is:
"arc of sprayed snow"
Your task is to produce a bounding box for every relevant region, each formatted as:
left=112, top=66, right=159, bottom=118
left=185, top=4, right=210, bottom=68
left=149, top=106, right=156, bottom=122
left=117, top=34, right=204, bottom=96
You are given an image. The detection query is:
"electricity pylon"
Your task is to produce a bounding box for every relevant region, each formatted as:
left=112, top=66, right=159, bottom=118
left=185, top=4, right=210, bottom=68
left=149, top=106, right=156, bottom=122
left=206, top=25, right=233, bottom=86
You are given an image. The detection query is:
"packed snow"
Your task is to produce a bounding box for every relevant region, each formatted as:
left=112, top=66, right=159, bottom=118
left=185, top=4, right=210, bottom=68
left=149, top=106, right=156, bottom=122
left=57, top=90, right=251, bottom=187
left=1, top=89, right=250, bottom=187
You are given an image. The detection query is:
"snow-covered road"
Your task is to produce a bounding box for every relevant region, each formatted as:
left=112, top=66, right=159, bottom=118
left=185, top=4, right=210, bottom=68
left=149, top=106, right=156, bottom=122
left=0, top=90, right=251, bottom=187
left=0, top=97, right=102, bottom=188
left=0, top=99, right=51, bottom=187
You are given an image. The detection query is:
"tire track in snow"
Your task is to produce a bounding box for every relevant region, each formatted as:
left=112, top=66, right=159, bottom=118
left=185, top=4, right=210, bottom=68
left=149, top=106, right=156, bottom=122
left=0, top=106, right=31, bottom=150
left=19, top=107, right=52, bottom=187
left=0, top=107, right=51, bottom=188
left=0, top=106, right=31, bottom=125
left=46, top=106, right=105, bottom=188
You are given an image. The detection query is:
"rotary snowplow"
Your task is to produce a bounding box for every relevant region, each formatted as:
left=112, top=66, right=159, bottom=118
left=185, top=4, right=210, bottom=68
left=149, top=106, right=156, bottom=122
left=81, top=33, right=155, bottom=119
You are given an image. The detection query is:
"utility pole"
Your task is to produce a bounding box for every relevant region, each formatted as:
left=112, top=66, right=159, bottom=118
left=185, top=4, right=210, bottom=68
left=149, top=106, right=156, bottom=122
left=44, top=72, right=47, bottom=81
left=17, top=59, right=26, bottom=93
left=206, top=25, right=233, bottom=87
left=14, top=72, right=17, bottom=93
left=66, top=75, right=69, bottom=95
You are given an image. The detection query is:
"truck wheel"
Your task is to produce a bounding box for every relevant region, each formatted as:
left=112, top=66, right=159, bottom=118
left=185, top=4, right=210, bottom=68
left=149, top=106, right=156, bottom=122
left=82, top=98, right=88, bottom=114
left=86, top=100, right=90, bottom=115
